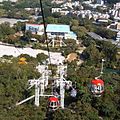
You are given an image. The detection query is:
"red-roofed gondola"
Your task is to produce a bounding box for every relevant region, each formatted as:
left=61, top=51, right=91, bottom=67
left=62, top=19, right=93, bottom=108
left=90, top=79, right=104, bottom=97
left=48, top=96, right=59, bottom=111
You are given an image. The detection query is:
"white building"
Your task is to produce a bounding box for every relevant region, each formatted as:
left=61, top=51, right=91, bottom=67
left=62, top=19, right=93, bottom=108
left=77, top=10, right=109, bottom=20
left=114, top=2, right=120, bottom=10
left=109, top=2, right=120, bottom=20
left=0, top=0, right=17, bottom=2
left=116, top=31, right=120, bottom=41
left=83, top=0, right=106, bottom=8
left=52, top=0, right=66, bottom=4
left=109, top=9, right=120, bottom=20
left=96, top=0, right=104, bottom=5
left=82, top=0, right=93, bottom=4
left=52, top=8, right=62, bottom=13
left=26, top=23, right=44, bottom=35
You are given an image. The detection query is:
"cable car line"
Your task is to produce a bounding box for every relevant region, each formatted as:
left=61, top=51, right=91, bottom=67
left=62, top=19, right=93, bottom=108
left=90, top=59, right=105, bottom=97
left=39, top=0, right=52, bottom=67
left=39, top=0, right=55, bottom=96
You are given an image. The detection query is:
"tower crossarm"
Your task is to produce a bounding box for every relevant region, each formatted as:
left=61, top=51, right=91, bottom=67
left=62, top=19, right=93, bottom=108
left=16, top=95, right=35, bottom=106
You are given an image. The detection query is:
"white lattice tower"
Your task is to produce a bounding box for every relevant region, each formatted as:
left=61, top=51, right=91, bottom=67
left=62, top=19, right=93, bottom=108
left=55, top=65, right=72, bottom=109
left=48, top=38, right=66, bottom=48
left=57, top=65, right=67, bottom=77
left=59, top=69, right=65, bottom=109
left=36, top=65, right=49, bottom=87
left=16, top=65, right=73, bottom=109
left=28, top=79, right=41, bottom=106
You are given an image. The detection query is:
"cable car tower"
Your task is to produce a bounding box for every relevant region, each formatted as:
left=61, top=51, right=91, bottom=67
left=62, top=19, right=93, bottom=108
left=48, top=37, right=66, bottom=48
left=16, top=64, right=77, bottom=111
left=16, top=65, right=51, bottom=107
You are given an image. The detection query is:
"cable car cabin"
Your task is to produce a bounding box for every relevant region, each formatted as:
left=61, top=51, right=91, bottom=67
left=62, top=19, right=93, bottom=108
left=90, top=79, right=104, bottom=97
left=48, top=97, right=59, bottom=111
left=70, top=88, right=77, bottom=98
left=18, top=57, right=27, bottom=65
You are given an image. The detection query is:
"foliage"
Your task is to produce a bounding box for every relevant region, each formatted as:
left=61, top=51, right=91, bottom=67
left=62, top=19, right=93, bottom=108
left=0, top=22, right=15, bottom=40
left=0, top=9, right=6, bottom=17
left=13, top=21, right=26, bottom=32
left=2, top=1, right=13, bottom=11
left=94, top=27, right=116, bottom=39
left=46, top=17, right=58, bottom=24
left=60, top=39, right=78, bottom=56
left=71, top=26, right=87, bottom=39
left=0, top=39, right=120, bottom=120
left=58, top=16, right=72, bottom=25
left=107, top=0, right=120, bottom=4
left=52, top=12, right=61, bottom=18
left=82, top=43, right=102, bottom=63
left=36, top=53, right=48, bottom=64
left=0, top=0, right=120, bottom=119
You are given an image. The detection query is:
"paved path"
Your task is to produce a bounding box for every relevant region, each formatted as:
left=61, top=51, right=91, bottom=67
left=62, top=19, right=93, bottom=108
left=0, top=44, right=65, bottom=65
left=0, top=18, right=28, bottom=27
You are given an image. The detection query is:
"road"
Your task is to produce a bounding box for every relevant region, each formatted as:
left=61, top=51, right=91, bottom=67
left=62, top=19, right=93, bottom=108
left=0, top=18, right=28, bottom=27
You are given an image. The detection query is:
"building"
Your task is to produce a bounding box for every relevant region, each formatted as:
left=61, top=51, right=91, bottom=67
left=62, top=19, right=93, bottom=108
left=26, top=23, right=44, bottom=35
left=109, top=2, right=120, bottom=20
left=52, top=8, right=62, bottom=13
left=114, top=2, right=120, bottom=10
left=116, top=31, right=120, bottom=41
left=66, top=53, right=78, bottom=62
left=46, top=24, right=77, bottom=40
left=96, top=0, right=104, bottom=5
left=0, top=0, right=17, bottom=2
left=52, top=0, right=66, bottom=4
left=109, top=9, right=120, bottom=20
left=26, top=23, right=77, bottom=40
left=107, top=22, right=120, bottom=32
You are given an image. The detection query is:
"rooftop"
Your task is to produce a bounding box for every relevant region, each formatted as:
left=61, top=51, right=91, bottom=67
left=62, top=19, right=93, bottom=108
left=66, top=53, right=78, bottom=62
left=46, top=24, right=70, bottom=33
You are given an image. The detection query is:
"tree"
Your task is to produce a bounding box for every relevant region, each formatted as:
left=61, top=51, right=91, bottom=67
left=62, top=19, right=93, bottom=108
left=58, top=16, right=72, bottom=25
left=0, top=22, right=15, bottom=40
left=95, top=27, right=116, bottom=39
left=98, top=41, right=117, bottom=62
left=21, top=31, right=32, bottom=43
left=4, top=35, right=19, bottom=44
left=2, top=1, right=13, bottom=11
left=107, top=0, right=120, bottom=4
left=52, top=12, right=61, bottom=18
left=61, top=39, right=78, bottom=56
left=71, top=25, right=88, bottom=39
left=46, top=17, right=58, bottom=24
left=13, top=21, right=26, bottom=32
left=36, top=53, right=48, bottom=63
left=70, top=19, right=79, bottom=27
left=82, top=43, right=103, bottom=64
left=0, top=9, right=5, bottom=17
